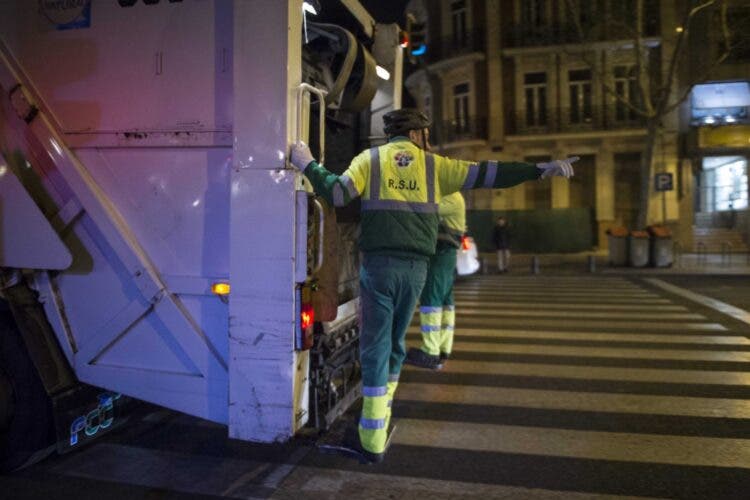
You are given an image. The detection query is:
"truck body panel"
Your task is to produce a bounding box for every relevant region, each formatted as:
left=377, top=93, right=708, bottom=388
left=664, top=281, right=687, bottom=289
left=0, top=0, right=403, bottom=450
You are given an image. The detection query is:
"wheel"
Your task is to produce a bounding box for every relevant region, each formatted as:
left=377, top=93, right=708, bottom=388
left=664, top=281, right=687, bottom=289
left=0, top=299, right=55, bottom=472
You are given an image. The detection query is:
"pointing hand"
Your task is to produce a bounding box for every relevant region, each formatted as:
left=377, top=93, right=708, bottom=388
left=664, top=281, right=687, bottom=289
left=537, top=156, right=579, bottom=179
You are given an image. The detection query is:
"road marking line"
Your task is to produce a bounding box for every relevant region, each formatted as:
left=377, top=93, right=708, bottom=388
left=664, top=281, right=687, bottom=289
left=404, top=360, right=750, bottom=385
left=427, top=317, right=727, bottom=332
left=279, top=466, right=638, bottom=499
left=453, top=301, right=690, bottom=311
left=391, top=419, right=750, bottom=468
left=456, top=309, right=707, bottom=321
left=406, top=327, right=750, bottom=344
left=447, top=341, right=750, bottom=362
left=646, top=278, right=750, bottom=326
left=397, top=383, right=750, bottom=418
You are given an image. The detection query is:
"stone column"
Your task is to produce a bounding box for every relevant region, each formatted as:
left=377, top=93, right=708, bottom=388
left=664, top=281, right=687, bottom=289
left=595, top=146, right=616, bottom=249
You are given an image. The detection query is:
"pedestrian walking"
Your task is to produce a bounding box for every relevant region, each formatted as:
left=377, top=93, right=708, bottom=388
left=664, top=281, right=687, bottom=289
left=494, top=216, right=511, bottom=273
left=405, top=191, right=466, bottom=370
left=290, top=108, right=576, bottom=463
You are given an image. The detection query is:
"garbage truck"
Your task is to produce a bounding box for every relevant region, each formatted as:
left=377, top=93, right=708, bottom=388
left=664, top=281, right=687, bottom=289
left=0, top=0, right=404, bottom=470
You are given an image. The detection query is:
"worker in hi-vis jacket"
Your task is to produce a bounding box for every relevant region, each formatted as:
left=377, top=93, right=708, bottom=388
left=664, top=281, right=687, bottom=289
left=405, top=191, right=466, bottom=370
left=290, top=109, right=577, bottom=463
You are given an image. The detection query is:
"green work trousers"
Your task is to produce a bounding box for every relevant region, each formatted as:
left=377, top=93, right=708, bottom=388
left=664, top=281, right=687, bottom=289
left=418, top=246, right=457, bottom=356
left=358, top=254, right=428, bottom=454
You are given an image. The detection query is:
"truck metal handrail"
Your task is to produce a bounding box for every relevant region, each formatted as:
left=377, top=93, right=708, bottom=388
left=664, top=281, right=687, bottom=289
left=296, top=83, right=327, bottom=165
left=311, top=198, right=325, bottom=275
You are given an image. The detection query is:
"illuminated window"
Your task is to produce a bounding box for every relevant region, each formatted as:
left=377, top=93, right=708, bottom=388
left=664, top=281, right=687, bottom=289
left=614, top=66, right=639, bottom=122
left=451, top=0, right=468, bottom=48
left=691, top=82, right=750, bottom=125
left=701, top=156, right=748, bottom=212
left=453, top=83, right=470, bottom=134
left=524, top=72, right=547, bottom=127
left=569, top=69, right=592, bottom=124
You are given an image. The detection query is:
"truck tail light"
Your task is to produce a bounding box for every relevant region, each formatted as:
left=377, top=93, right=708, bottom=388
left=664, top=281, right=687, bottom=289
left=296, top=289, right=315, bottom=350
left=301, top=303, right=314, bottom=331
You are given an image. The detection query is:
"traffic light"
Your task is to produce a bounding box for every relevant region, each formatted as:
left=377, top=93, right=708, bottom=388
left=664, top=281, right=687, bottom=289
left=410, top=21, right=427, bottom=57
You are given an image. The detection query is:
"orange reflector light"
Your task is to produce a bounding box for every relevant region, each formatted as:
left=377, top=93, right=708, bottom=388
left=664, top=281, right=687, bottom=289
left=211, top=282, right=231, bottom=296
left=461, top=235, right=470, bottom=250
left=301, top=303, right=314, bottom=330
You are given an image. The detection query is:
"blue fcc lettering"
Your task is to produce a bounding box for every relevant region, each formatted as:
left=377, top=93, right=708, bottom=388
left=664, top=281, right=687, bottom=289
left=69, top=393, right=121, bottom=446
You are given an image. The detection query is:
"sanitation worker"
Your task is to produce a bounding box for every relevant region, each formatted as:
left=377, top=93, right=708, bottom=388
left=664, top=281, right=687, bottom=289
left=290, top=109, right=577, bottom=463
left=405, top=191, right=466, bottom=370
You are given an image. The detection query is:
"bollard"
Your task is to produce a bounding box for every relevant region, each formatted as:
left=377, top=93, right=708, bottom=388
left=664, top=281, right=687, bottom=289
left=587, top=255, right=596, bottom=273
left=531, top=256, right=540, bottom=275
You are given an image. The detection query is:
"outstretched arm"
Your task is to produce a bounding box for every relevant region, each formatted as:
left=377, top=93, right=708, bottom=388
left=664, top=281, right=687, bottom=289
left=439, top=155, right=578, bottom=194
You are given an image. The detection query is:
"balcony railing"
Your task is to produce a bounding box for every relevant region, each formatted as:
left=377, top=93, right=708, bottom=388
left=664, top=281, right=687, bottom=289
left=433, top=117, right=488, bottom=144
left=423, top=31, right=485, bottom=63
left=507, top=106, right=646, bottom=135
left=504, top=19, right=659, bottom=49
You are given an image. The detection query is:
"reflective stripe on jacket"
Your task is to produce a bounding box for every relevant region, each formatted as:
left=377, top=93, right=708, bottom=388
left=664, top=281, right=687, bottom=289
left=303, top=137, right=541, bottom=257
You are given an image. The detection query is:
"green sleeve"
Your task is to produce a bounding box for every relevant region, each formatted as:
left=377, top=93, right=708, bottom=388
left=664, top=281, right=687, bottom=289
left=436, top=155, right=542, bottom=195
left=303, top=161, right=361, bottom=207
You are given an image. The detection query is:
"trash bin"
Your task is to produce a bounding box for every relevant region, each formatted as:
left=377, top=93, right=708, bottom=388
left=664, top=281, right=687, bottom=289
left=606, top=226, right=629, bottom=266
left=648, top=225, right=673, bottom=267
left=628, top=230, right=650, bottom=267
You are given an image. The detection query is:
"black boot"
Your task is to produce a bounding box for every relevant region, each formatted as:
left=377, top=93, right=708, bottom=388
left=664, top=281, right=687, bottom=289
left=405, top=348, right=443, bottom=370
left=342, top=423, right=385, bottom=464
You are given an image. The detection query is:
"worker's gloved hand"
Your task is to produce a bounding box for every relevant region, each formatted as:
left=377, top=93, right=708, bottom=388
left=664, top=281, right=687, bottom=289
left=537, top=156, right=579, bottom=179
left=290, top=142, right=315, bottom=171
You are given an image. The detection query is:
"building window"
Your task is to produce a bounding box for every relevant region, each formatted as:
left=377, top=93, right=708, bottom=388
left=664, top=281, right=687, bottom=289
left=569, top=69, right=592, bottom=124
left=524, top=72, right=547, bottom=127
left=614, top=66, right=638, bottom=122
left=521, top=0, right=547, bottom=29
left=453, top=82, right=470, bottom=133
left=451, top=0, right=468, bottom=48
left=701, top=156, right=748, bottom=212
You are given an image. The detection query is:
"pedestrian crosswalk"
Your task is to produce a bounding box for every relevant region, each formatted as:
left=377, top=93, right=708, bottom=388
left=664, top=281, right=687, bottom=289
left=291, top=275, right=750, bottom=497
left=21, top=275, right=750, bottom=498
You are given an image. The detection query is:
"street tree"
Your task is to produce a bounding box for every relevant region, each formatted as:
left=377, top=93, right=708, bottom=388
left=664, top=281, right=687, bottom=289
left=564, top=0, right=739, bottom=229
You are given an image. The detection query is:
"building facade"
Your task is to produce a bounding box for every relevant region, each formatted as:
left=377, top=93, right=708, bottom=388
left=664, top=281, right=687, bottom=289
left=404, top=0, right=750, bottom=251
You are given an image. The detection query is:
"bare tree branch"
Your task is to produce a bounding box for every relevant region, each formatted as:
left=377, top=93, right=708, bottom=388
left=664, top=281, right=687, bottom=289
left=562, top=0, right=648, bottom=117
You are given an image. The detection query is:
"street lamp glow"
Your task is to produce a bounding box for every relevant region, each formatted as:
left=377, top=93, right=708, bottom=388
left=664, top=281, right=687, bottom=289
left=376, top=65, right=391, bottom=80
left=675, top=26, right=684, bottom=33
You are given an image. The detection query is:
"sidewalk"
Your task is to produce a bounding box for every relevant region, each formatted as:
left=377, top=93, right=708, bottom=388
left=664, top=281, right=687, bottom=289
left=477, top=251, right=750, bottom=276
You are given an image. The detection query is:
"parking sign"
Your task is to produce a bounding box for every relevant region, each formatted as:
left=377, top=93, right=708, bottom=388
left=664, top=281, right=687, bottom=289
left=654, top=173, right=674, bottom=192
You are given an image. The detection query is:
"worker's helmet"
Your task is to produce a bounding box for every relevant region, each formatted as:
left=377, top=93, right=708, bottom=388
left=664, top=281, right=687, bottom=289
left=383, top=108, right=431, bottom=136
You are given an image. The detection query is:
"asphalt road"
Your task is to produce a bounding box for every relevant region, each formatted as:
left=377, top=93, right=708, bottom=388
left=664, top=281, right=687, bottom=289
left=3, top=274, right=750, bottom=499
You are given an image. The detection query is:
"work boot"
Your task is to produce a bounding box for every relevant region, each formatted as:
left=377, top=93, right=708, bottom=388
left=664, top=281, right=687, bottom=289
left=342, top=423, right=385, bottom=464
left=405, top=348, right=443, bottom=370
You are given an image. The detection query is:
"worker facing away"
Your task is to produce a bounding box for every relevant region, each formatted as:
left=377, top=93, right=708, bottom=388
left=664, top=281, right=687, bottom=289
left=290, top=108, right=577, bottom=463
left=406, top=191, right=466, bottom=370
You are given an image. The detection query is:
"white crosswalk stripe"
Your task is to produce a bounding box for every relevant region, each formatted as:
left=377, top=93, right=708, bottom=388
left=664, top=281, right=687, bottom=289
left=394, top=274, right=750, bottom=485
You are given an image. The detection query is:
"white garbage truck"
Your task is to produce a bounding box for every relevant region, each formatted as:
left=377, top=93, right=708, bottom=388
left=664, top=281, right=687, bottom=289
left=0, top=0, right=403, bottom=471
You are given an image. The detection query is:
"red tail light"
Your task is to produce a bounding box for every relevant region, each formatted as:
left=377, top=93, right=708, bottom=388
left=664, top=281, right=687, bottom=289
left=301, top=303, right=314, bottom=330
left=461, top=235, right=470, bottom=250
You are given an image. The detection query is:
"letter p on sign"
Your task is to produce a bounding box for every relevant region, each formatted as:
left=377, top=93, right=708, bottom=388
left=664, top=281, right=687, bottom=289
left=654, top=173, right=674, bottom=192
